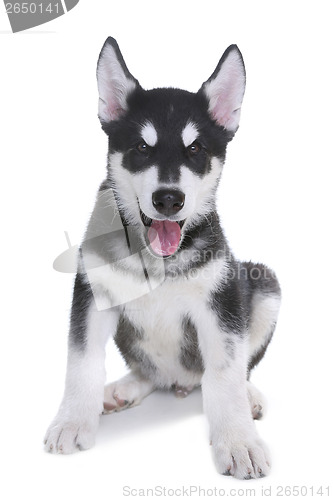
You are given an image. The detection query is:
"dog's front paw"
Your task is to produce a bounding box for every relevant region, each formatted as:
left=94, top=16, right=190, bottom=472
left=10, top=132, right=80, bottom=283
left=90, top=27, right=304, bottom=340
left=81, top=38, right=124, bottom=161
left=44, top=413, right=99, bottom=454
left=213, top=436, right=271, bottom=479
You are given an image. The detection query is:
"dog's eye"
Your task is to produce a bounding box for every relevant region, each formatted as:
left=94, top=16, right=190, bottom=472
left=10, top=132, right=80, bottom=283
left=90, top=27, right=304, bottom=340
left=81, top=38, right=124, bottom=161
left=137, top=141, right=149, bottom=154
left=187, top=141, right=201, bottom=155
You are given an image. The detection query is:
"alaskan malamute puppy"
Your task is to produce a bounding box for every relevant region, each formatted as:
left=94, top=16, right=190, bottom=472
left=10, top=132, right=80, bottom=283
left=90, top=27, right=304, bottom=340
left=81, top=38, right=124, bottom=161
left=45, top=37, right=281, bottom=480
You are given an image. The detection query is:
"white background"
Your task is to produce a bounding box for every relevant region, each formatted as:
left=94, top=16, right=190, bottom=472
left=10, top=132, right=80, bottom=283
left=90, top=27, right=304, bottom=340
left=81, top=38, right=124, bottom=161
left=1, top=1, right=333, bottom=498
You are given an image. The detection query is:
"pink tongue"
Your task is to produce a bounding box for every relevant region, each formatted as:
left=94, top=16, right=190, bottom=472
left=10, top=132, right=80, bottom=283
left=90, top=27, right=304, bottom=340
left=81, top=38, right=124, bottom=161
left=147, top=220, right=181, bottom=256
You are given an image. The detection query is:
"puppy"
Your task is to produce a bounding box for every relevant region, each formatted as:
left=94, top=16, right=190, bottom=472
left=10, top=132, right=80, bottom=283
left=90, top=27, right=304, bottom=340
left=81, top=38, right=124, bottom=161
left=45, top=37, right=281, bottom=479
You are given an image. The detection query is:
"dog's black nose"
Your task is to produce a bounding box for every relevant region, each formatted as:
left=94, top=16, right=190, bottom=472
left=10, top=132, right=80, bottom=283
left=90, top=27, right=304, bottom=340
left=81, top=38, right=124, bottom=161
left=152, top=189, right=185, bottom=216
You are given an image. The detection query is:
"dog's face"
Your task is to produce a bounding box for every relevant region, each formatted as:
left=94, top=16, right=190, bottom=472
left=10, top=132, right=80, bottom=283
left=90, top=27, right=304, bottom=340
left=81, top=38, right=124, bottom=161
left=97, top=38, right=245, bottom=257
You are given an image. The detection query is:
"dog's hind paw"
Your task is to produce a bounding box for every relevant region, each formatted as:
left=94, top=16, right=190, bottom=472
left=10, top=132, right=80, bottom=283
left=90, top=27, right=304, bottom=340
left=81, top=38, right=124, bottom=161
left=103, top=372, right=155, bottom=414
left=247, top=381, right=266, bottom=420
left=173, top=384, right=194, bottom=398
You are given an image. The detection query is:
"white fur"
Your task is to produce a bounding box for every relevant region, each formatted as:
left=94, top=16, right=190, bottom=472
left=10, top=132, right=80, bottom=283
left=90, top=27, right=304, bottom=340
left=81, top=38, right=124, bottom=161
left=203, top=48, right=245, bottom=132
left=249, top=292, right=280, bottom=357
left=179, top=157, right=223, bottom=229
left=141, top=121, right=158, bottom=147
left=108, top=152, right=141, bottom=227
left=181, top=122, right=199, bottom=147
left=196, top=314, right=271, bottom=478
left=104, top=371, right=155, bottom=412
left=104, top=372, right=155, bottom=413
left=247, top=380, right=266, bottom=419
left=44, top=303, right=118, bottom=453
left=131, top=165, right=160, bottom=219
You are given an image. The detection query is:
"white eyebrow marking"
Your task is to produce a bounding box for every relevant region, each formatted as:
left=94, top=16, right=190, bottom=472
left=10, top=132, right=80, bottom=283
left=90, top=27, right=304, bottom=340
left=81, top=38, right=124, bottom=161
left=141, top=121, right=158, bottom=147
left=181, top=122, right=199, bottom=147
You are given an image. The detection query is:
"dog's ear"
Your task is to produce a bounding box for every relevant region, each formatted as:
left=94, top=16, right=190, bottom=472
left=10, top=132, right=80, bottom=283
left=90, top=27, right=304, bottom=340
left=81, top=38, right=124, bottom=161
left=201, top=45, right=246, bottom=134
left=97, top=37, right=141, bottom=124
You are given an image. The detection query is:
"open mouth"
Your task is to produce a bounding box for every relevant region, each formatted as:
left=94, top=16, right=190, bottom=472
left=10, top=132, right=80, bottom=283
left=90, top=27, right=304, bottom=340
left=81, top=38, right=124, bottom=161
left=140, top=209, right=185, bottom=257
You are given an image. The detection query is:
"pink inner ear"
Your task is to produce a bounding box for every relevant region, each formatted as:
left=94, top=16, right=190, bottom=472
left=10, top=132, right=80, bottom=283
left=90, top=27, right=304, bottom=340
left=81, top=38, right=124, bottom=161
left=211, top=102, right=232, bottom=128
left=210, top=74, right=242, bottom=129
left=107, top=103, right=124, bottom=121
left=209, top=89, right=242, bottom=131
left=99, top=92, right=126, bottom=123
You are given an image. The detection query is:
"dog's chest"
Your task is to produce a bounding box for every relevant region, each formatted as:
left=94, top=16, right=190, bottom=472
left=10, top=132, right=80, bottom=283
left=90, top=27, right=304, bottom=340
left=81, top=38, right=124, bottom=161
left=117, top=277, right=208, bottom=388
left=85, top=252, right=228, bottom=386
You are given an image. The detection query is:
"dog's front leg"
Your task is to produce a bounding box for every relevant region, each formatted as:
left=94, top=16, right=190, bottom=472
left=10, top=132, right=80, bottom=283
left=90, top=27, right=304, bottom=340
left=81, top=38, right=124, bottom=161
left=44, top=274, right=119, bottom=454
left=199, top=327, right=270, bottom=479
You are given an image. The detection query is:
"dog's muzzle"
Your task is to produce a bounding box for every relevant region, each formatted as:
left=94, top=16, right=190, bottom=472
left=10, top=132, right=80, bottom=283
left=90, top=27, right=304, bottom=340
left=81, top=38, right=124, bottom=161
left=140, top=189, right=186, bottom=257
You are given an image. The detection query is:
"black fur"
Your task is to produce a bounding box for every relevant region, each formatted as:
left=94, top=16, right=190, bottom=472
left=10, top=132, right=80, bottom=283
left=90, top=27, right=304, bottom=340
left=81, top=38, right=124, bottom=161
left=211, top=276, right=248, bottom=336
left=114, top=315, right=157, bottom=379
left=180, top=316, right=204, bottom=373
left=69, top=271, right=94, bottom=349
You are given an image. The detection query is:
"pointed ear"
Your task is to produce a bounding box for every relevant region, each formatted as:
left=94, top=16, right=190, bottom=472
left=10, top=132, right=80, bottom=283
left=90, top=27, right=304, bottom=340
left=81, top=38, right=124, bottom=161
left=97, top=37, right=140, bottom=124
left=201, top=45, right=246, bottom=134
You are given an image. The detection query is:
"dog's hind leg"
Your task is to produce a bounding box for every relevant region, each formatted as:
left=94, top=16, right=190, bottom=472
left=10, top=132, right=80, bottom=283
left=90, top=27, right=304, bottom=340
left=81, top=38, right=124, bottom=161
left=103, top=371, right=155, bottom=413
left=244, top=263, right=281, bottom=419
left=245, top=263, right=281, bottom=375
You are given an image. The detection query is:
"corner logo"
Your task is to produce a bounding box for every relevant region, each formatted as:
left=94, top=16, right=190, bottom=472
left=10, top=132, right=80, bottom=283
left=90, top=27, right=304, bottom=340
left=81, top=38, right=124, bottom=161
left=4, top=0, right=79, bottom=33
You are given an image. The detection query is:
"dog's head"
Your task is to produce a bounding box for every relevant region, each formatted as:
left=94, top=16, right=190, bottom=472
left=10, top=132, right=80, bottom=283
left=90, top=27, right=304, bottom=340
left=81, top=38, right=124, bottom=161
left=97, top=37, right=245, bottom=258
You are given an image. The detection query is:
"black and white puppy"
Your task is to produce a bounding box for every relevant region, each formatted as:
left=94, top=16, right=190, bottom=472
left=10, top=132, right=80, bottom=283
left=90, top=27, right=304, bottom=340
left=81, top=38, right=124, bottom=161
left=44, top=37, right=281, bottom=480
